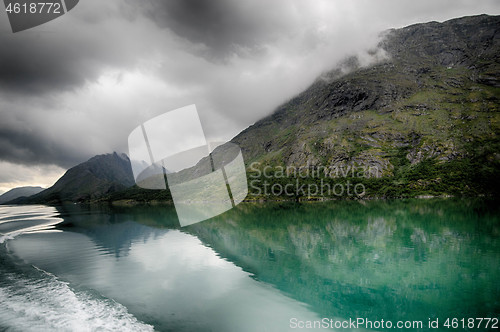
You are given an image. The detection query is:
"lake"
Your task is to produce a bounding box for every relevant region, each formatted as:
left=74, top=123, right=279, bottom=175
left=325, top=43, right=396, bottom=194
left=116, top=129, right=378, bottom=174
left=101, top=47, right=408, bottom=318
left=0, top=199, right=499, bottom=331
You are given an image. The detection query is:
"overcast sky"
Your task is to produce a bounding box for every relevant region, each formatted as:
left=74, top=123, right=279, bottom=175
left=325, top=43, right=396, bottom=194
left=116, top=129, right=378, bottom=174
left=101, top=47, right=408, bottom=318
left=0, top=0, right=499, bottom=194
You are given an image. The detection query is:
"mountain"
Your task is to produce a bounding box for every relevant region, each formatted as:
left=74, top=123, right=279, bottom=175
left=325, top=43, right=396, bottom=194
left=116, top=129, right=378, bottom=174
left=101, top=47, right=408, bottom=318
left=232, top=14, right=500, bottom=197
left=19, top=152, right=135, bottom=204
left=9, top=15, right=499, bottom=204
left=0, top=186, right=44, bottom=204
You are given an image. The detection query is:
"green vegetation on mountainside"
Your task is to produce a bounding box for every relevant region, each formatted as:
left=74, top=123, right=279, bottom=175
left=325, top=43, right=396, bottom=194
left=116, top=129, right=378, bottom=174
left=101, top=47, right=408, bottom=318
left=234, top=15, right=500, bottom=199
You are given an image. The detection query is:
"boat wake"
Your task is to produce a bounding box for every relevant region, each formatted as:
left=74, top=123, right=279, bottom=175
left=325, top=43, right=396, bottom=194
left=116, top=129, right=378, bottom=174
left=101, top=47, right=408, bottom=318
left=0, top=257, right=154, bottom=331
left=0, top=205, right=155, bottom=331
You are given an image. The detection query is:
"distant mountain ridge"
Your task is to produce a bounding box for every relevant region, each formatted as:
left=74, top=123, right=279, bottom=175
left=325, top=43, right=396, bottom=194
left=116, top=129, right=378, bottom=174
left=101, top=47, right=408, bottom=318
left=13, top=152, right=135, bottom=204
left=0, top=186, right=44, bottom=204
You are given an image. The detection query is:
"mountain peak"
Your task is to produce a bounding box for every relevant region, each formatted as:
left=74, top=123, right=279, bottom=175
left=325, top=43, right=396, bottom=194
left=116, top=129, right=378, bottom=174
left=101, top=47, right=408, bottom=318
left=23, top=152, right=135, bottom=204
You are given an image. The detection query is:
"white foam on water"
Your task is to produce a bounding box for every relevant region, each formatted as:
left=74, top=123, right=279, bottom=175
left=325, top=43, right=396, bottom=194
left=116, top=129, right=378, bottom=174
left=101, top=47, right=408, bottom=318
left=0, top=205, right=155, bottom=331
left=0, top=205, right=63, bottom=244
left=0, top=205, right=59, bottom=222
left=0, top=231, right=23, bottom=244
left=0, top=266, right=155, bottom=332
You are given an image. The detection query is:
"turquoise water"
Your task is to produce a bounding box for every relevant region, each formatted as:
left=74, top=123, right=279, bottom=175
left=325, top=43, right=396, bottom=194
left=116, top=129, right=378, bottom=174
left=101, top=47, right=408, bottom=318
left=0, top=200, right=499, bottom=331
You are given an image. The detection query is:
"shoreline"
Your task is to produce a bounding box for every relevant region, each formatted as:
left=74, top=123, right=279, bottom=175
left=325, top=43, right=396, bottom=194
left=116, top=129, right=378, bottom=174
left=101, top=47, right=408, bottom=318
left=2, top=193, right=496, bottom=208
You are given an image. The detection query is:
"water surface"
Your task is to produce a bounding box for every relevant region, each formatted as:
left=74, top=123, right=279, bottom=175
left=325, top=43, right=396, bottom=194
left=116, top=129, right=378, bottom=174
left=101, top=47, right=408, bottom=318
left=0, top=199, right=498, bottom=331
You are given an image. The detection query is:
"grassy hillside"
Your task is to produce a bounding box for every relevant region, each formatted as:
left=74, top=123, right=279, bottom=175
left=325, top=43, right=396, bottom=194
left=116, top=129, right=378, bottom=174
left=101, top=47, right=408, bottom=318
left=232, top=15, right=500, bottom=199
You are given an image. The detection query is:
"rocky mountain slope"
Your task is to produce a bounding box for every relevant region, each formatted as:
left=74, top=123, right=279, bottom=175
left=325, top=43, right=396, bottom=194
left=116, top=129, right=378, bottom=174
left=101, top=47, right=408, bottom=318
left=232, top=14, right=500, bottom=197
left=17, top=153, right=135, bottom=204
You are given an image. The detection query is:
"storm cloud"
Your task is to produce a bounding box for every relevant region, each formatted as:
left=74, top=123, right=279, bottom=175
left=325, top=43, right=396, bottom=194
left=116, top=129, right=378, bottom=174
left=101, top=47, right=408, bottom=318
left=136, top=0, right=307, bottom=59
left=0, top=0, right=499, bottom=192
